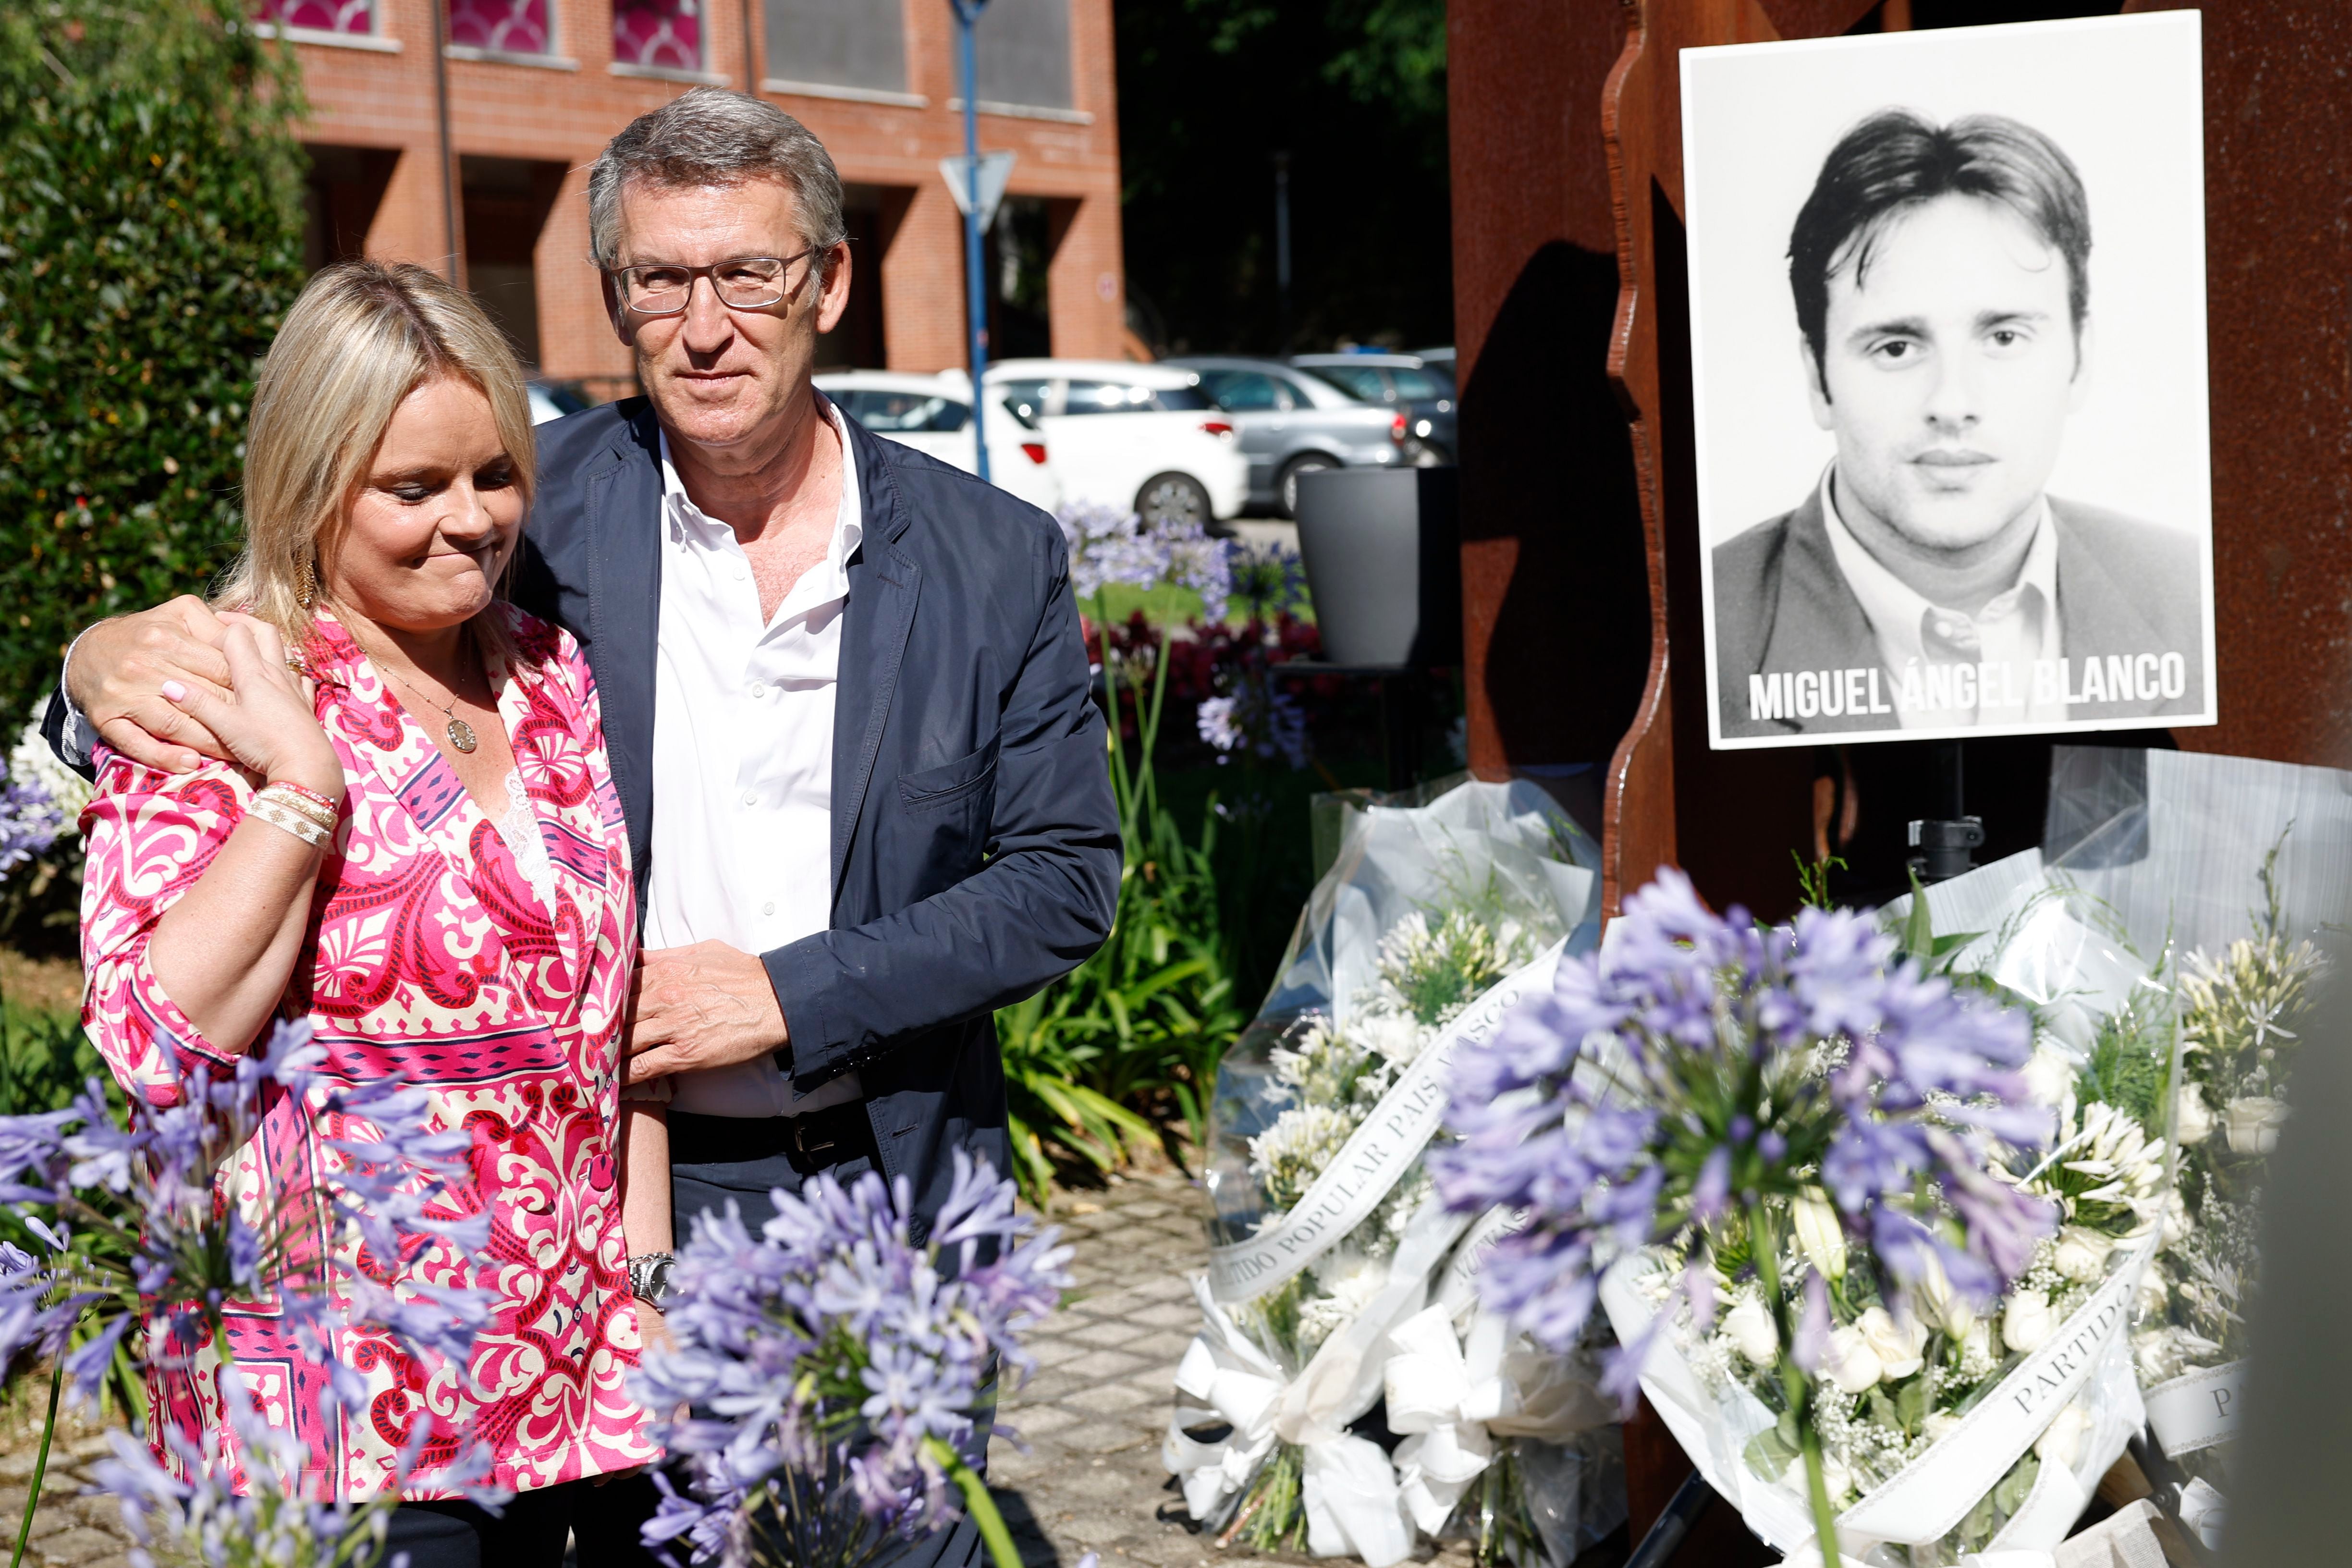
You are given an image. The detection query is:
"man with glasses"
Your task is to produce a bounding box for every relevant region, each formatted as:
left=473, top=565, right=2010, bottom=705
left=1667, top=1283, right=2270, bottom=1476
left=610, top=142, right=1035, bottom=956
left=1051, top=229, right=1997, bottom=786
left=46, top=88, right=1119, bottom=1561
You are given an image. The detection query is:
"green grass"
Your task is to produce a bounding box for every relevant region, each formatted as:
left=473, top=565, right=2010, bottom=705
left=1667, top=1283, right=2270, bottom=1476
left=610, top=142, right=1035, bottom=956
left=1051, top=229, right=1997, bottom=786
left=1091, top=579, right=1317, bottom=630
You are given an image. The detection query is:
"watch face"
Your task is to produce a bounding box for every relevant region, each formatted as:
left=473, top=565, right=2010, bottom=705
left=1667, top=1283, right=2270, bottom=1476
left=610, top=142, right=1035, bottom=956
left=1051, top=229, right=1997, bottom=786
left=633, top=1253, right=676, bottom=1304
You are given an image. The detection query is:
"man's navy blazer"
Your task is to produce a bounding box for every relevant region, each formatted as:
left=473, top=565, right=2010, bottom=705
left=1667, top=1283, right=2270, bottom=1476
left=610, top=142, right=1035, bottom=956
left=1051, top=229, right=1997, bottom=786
left=517, top=398, right=1119, bottom=1226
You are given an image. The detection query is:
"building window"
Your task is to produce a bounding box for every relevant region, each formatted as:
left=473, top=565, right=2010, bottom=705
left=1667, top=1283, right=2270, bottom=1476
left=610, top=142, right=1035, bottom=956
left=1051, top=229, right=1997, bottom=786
left=447, top=0, right=553, bottom=56
left=255, top=0, right=376, bottom=34
left=763, top=0, right=905, bottom=93
left=975, top=0, right=1071, bottom=110
left=614, top=0, right=701, bottom=71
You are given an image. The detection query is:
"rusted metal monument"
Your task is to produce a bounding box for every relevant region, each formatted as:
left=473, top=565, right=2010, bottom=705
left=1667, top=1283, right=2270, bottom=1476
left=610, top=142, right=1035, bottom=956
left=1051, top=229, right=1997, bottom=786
left=1449, top=0, right=2352, bottom=1552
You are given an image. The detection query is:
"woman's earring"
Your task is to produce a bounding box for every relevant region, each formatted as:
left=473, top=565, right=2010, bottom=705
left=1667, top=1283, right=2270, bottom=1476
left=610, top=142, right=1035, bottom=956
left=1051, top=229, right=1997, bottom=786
left=295, top=556, right=318, bottom=609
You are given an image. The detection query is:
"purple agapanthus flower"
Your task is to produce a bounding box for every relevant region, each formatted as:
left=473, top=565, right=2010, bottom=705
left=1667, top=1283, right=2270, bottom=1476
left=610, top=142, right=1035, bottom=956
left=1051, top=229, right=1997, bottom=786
left=635, top=1153, right=1070, bottom=1568
left=1432, top=869, right=2056, bottom=1397
left=1227, top=540, right=1309, bottom=621
left=0, top=1017, right=489, bottom=1412
left=94, top=1352, right=502, bottom=1568
left=1056, top=502, right=1233, bottom=621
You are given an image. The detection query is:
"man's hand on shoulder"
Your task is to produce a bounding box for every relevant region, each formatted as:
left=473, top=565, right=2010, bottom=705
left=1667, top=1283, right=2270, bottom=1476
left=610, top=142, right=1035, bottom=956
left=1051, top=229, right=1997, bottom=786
left=625, top=940, right=790, bottom=1086
left=70, top=596, right=236, bottom=773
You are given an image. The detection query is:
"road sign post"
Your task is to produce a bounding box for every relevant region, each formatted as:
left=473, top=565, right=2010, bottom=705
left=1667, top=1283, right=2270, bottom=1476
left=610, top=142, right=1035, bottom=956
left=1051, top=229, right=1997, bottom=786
left=949, top=0, right=993, bottom=483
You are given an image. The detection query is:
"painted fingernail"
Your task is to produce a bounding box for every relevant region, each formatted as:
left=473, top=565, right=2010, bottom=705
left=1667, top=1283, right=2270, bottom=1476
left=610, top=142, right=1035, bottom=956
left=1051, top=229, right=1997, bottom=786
left=160, top=680, right=187, bottom=702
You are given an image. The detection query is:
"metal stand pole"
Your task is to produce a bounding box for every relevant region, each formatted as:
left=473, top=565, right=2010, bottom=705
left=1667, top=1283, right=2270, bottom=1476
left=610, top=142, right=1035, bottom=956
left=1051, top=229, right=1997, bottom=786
left=1624, top=1470, right=1716, bottom=1568
left=954, top=1, right=992, bottom=485
left=1907, top=739, right=1984, bottom=883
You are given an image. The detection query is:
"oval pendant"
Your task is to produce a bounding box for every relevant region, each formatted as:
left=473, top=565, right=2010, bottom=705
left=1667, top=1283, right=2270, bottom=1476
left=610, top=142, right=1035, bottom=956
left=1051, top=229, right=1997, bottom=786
left=446, top=718, right=479, bottom=754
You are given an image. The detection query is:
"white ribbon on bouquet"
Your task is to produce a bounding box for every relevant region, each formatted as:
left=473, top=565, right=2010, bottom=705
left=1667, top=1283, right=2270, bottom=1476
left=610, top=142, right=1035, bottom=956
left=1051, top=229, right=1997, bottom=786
left=2144, top=1359, right=2242, bottom=1458
left=1205, top=946, right=1567, bottom=1305
left=1382, top=1295, right=1622, bottom=1533
left=1166, top=1203, right=1473, bottom=1566
left=1599, top=1232, right=2157, bottom=1563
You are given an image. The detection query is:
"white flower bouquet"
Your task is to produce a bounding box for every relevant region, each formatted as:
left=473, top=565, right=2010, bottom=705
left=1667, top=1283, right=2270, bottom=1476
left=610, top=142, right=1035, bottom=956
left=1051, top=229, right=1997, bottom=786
left=1164, top=778, right=1614, bottom=1567
left=1589, top=855, right=2172, bottom=1567
left=2036, top=745, right=2352, bottom=1550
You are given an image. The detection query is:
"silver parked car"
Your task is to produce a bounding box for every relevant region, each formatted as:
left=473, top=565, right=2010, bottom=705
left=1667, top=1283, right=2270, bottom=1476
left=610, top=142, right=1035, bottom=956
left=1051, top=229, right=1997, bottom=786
left=1164, top=355, right=1406, bottom=518
left=1290, top=353, right=1457, bottom=465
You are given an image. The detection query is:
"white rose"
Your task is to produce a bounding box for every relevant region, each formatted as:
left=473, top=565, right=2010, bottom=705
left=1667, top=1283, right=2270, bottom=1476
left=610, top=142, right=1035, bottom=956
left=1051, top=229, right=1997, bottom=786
left=1856, top=1305, right=1927, bottom=1381
left=2022, top=1042, right=2078, bottom=1109
left=1785, top=1453, right=1854, bottom=1506
left=1922, top=1410, right=1962, bottom=1445
left=2035, top=1402, right=2091, bottom=1472
left=1913, top=1250, right=1975, bottom=1339
left=2224, top=1096, right=2288, bottom=1155
left=1723, top=1295, right=1779, bottom=1365
left=1826, top=1324, right=1884, bottom=1393
left=1792, top=1189, right=1847, bottom=1282
left=2053, top=1225, right=2116, bottom=1284
left=2002, top=1290, right=2057, bottom=1355
left=2134, top=1327, right=2179, bottom=1385
left=2173, top=1084, right=2214, bottom=1147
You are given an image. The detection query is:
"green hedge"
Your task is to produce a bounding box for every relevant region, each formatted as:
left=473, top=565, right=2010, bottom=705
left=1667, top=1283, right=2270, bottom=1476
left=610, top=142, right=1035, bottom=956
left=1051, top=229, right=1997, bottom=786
left=0, top=0, right=307, bottom=722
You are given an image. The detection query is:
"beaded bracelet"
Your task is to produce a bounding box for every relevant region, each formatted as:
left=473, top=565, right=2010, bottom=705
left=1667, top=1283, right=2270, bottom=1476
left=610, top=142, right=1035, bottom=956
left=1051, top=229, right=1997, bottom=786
left=246, top=795, right=331, bottom=850
left=257, top=782, right=339, bottom=832
left=266, top=779, right=341, bottom=824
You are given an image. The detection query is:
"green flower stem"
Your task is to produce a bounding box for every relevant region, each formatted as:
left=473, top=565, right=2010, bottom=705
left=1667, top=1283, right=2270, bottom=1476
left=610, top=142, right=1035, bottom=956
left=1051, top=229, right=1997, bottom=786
left=1747, top=1200, right=1842, bottom=1566
left=1796, top=1417, right=1842, bottom=1567
left=929, top=1437, right=1024, bottom=1568
left=8, top=1356, right=63, bottom=1568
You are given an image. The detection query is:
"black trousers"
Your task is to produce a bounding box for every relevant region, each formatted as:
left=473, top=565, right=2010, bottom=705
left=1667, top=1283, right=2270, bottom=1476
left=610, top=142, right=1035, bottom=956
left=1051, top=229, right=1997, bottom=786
left=577, top=1109, right=994, bottom=1568
left=379, top=1475, right=656, bottom=1568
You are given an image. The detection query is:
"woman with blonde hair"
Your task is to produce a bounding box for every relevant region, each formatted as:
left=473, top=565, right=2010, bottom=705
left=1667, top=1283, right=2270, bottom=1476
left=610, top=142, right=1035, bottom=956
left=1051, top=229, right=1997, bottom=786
left=79, top=259, right=665, bottom=1566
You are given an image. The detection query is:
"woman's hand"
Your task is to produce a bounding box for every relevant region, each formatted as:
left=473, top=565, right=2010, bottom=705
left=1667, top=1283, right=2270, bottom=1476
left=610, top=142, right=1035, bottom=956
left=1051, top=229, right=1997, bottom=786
left=162, top=614, right=343, bottom=800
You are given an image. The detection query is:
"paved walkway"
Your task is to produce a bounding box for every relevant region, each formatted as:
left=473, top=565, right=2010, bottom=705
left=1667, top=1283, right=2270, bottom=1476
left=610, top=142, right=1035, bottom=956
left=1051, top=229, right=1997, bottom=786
left=987, top=1169, right=1211, bottom=1568
left=0, top=1392, right=135, bottom=1568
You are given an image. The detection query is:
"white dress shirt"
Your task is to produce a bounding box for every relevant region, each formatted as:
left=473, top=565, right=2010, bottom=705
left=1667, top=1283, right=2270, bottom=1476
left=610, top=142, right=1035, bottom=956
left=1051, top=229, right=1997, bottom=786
left=647, top=398, right=863, bottom=1119
left=1819, top=467, right=2065, bottom=729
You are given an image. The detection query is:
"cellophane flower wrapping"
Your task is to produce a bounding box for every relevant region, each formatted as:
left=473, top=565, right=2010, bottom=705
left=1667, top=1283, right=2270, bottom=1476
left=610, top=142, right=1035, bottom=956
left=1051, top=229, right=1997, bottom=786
left=2035, top=746, right=2352, bottom=1549
left=1167, top=778, right=1617, bottom=1565
left=1590, top=854, right=2164, bottom=1567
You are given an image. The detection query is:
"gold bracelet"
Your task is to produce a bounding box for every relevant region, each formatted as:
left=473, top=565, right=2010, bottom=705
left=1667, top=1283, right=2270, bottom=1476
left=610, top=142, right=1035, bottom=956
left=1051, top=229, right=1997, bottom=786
left=256, top=782, right=339, bottom=831
left=263, top=779, right=341, bottom=824
left=245, top=795, right=331, bottom=850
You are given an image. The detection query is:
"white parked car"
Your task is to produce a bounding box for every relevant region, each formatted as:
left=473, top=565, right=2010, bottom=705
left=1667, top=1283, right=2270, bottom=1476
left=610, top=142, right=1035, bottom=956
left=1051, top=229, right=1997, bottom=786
left=814, top=370, right=1063, bottom=514
left=984, top=359, right=1249, bottom=528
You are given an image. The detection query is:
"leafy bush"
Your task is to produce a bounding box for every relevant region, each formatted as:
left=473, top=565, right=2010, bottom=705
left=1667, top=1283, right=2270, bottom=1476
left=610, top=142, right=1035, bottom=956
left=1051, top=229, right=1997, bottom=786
left=0, top=0, right=308, bottom=722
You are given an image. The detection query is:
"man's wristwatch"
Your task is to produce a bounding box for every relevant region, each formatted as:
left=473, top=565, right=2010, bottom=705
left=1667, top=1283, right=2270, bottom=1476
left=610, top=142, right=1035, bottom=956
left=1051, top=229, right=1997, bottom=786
left=628, top=1251, right=677, bottom=1309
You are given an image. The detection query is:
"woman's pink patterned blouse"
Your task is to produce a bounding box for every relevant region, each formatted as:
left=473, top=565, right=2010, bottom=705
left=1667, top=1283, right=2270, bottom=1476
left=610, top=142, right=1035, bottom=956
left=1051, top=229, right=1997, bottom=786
left=79, top=605, right=659, bottom=1499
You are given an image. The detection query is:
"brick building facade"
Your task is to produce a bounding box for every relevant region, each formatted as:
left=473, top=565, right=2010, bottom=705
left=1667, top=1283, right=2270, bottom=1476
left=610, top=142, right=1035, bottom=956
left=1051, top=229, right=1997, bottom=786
left=268, top=0, right=1129, bottom=398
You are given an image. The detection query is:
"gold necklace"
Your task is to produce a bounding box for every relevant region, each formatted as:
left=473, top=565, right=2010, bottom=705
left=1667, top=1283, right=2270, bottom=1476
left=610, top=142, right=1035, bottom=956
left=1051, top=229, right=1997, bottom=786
left=372, top=639, right=484, bottom=755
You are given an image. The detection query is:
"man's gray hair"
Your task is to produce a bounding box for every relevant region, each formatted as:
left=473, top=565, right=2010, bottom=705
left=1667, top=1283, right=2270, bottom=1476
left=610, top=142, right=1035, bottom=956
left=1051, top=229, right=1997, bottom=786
left=588, top=88, right=846, bottom=270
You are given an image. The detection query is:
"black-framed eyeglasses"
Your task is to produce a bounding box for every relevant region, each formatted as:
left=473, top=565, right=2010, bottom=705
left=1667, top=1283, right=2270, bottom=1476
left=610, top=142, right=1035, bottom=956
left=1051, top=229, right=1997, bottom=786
left=607, top=250, right=818, bottom=316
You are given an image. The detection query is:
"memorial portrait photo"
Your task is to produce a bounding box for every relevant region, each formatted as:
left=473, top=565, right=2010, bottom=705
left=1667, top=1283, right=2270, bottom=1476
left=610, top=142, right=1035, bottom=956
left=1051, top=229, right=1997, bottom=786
left=1682, top=14, right=2218, bottom=750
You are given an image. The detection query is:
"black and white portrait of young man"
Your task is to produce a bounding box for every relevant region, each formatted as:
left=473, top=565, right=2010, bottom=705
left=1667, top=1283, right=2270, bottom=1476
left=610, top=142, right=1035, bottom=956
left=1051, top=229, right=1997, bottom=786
left=1680, top=14, right=2219, bottom=749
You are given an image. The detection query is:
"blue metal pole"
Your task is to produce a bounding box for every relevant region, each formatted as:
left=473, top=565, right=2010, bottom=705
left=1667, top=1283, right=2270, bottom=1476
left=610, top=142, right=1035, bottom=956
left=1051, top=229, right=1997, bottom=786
left=956, top=1, right=991, bottom=484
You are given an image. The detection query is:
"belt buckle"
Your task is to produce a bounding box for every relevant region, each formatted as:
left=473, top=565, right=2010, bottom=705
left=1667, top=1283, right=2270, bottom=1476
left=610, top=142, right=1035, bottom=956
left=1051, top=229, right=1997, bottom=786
left=792, top=1115, right=837, bottom=1161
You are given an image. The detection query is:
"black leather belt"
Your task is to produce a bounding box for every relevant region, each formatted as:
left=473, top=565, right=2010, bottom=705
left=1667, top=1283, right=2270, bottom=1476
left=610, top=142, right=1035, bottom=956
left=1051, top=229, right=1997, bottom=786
left=669, top=1102, right=880, bottom=1174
